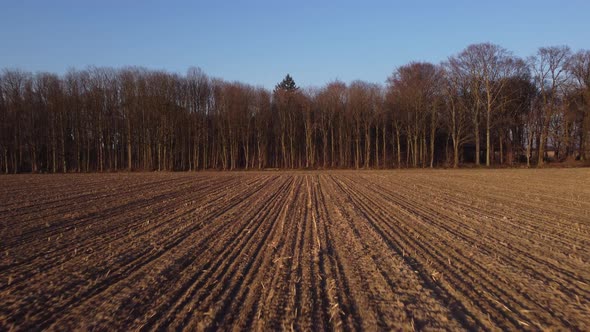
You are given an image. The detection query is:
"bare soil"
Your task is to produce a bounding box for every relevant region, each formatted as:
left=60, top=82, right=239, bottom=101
left=1, top=169, right=589, bottom=330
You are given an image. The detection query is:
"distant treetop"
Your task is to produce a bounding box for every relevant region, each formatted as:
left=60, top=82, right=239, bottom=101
left=275, top=74, right=298, bottom=92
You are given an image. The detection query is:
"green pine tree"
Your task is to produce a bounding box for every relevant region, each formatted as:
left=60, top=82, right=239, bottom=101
left=274, top=74, right=298, bottom=92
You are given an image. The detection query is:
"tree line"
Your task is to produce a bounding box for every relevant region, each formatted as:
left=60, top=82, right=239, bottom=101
left=1, top=43, right=589, bottom=173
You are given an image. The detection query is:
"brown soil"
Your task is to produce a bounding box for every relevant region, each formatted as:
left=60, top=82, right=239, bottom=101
left=1, top=169, right=589, bottom=330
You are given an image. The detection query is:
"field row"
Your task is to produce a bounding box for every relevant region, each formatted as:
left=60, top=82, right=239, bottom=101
left=1, top=169, right=589, bottom=330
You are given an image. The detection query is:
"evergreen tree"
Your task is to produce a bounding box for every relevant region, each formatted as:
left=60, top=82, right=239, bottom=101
left=275, top=74, right=298, bottom=92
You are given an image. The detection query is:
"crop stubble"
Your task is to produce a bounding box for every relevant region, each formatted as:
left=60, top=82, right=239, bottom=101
left=1, top=169, right=589, bottom=330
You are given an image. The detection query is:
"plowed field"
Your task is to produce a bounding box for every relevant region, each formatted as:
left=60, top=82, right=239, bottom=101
left=1, top=169, right=589, bottom=330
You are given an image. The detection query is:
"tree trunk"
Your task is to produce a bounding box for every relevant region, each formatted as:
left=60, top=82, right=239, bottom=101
left=538, top=127, right=547, bottom=167
left=127, top=119, right=132, bottom=171
left=430, top=123, right=435, bottom=168
left=330, top=125, right=335, bottom=168
left=397, top=132, right=401, bottom=169
left=499, top=134, right=503, bottom=165
left=375, top=126, right=379, bottom=168
left=364, top=125, right=370, bottom=168
left=486, top=98, right=491, bottom=167
left=506, top=134, right=513, bottom=166
left=4, top=148, right=8, bottom=174
left=382, top=122, right=386, bottom=169
left=475, top=122, right=480, bottom=166
left=453, top=139, right=459, bottom=168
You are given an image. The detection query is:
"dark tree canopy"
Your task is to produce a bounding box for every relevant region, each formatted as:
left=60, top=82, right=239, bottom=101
left=275, top=74, right=298, bottom=92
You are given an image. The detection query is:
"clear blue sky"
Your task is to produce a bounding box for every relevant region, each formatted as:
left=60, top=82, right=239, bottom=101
left=1, top=0, right=589, bottom=89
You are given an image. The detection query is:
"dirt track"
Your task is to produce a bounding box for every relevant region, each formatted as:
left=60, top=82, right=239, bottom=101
left=1, top=169, right=589, bottom=330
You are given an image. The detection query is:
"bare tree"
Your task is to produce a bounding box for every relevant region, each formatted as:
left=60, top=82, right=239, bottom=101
left=442, top=63, right=471, bottom=167
left=1, top=44, right=588, bottom=173
left=567, top=50, right=590, bottom=160
left=387, top=62, right=440, bottom=168
left=450, top=44, right=523, bottom=166
left=529, top=46, right=572, bottom=166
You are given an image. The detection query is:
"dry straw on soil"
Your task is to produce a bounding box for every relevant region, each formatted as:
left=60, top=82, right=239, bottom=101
left=1, top=169, right=589, bottom=330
